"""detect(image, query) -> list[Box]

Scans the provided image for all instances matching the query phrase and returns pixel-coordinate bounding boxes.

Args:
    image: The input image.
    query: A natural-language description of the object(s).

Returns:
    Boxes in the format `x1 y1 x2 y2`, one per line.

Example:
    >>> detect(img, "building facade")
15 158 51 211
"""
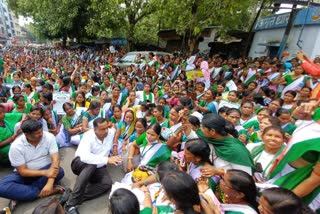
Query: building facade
0 0 26 45
249 7 320 60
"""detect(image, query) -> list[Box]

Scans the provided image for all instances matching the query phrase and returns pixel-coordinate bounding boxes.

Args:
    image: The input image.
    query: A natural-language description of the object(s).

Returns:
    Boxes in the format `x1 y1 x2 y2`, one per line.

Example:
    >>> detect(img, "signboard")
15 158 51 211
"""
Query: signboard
255 7 320 31
186 70 204 80
255 13 290 31
53 92 70 114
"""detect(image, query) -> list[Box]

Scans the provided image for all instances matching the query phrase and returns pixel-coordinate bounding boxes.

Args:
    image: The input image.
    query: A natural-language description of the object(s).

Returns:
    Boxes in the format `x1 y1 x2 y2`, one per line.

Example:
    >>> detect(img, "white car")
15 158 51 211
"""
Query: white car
112 51 171 69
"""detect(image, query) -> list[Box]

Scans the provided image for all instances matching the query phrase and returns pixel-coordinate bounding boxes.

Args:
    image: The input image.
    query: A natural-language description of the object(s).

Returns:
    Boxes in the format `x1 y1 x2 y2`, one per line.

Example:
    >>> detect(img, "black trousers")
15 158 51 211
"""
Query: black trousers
67 157 112 206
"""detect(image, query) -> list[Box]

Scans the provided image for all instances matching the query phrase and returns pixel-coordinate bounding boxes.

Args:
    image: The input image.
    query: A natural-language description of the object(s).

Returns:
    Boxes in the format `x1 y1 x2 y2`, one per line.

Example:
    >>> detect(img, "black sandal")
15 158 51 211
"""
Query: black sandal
59 188 72 206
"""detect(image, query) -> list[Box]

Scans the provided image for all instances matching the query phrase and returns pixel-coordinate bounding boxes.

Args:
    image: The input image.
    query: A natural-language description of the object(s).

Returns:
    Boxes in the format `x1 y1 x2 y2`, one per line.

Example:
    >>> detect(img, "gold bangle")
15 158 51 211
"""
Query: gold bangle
128 157 133 159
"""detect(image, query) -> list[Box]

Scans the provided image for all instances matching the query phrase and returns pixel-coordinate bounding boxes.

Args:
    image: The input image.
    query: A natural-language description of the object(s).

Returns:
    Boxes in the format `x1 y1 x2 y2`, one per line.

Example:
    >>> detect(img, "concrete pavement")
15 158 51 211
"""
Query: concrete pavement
0 147 126 214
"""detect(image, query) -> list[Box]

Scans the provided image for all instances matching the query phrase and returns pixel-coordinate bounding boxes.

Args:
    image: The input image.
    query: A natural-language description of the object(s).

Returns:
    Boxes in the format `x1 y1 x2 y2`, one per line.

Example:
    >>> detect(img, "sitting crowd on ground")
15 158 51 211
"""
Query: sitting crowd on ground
0 46 319 214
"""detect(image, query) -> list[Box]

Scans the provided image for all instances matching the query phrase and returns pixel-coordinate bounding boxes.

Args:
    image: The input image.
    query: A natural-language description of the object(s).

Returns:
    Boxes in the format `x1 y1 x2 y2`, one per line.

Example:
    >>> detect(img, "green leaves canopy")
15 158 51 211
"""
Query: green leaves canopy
7 0 266 49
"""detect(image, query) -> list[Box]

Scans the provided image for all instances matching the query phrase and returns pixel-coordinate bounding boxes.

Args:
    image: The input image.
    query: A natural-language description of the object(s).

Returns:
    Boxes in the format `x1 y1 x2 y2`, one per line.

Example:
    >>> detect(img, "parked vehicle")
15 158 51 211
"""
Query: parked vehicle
113 51 171 68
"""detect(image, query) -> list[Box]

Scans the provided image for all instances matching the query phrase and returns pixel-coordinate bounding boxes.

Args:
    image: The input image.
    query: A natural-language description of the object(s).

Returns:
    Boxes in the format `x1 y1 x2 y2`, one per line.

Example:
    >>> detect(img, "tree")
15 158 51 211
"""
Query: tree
88 0 159 50
159 0 258 54
7 0 93 47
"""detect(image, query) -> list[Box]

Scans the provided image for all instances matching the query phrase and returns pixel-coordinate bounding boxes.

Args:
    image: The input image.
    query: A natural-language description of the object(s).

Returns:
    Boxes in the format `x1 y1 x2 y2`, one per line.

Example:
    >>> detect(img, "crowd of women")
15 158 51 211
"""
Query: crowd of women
0 46 320 214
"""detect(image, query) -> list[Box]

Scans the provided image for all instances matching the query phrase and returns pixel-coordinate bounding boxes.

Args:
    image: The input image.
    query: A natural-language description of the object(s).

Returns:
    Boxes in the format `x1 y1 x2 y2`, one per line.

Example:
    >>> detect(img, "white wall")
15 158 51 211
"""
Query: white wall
249 25 320 60
198 29 216 54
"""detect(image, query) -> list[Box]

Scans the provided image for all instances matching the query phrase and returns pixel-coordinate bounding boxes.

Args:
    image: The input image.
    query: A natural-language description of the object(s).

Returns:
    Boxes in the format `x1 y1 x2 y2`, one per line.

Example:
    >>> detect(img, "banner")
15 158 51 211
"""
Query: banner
186 70 204 80
53 92 70 114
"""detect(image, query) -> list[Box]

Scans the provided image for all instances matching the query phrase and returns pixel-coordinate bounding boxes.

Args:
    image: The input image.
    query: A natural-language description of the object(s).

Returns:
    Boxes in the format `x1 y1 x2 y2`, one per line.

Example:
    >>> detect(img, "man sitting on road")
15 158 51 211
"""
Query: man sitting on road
64 117 122 214
0 119 65 210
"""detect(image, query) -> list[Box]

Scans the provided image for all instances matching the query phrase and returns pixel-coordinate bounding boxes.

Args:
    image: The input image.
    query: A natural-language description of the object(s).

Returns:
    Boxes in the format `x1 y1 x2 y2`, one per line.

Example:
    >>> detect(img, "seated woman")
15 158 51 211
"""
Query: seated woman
82 100 102 132
275 108 297 137
86 85 100 101
110 188 152 214
60 102 83 147
156 81 171 100
267 101 320 211
121 118 148 171
98 90 109 107
194 88 218 114
268 98 283 116
73 91 90 108
113 108 136 156
259 187 314 214
42 106 60 136
188 115 201 132
179 138 220 190
0 104 23 164
247 126 285 182
218 90 240 110
162 171 202 214
248 116 281 144
161 170 222 214
122 90 140 112
282 90 297 110
295 86 312 101
109 105 123 127
274 63 310 98
11 94 32 114
149 105 169 128
122 123 171 183
14 106 49 136
243 107 272 132
225 108 248 144
217 170 258 213
38 92 54 109
166 105 184 134
239 101 254 127
157 97 170 119
188 113 255 176
128 118 147 144
7 85 23 103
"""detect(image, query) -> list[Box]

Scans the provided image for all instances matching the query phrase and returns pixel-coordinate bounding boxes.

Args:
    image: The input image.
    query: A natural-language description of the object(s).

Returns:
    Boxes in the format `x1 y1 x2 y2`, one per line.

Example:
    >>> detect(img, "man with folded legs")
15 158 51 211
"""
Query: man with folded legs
65 117 122 214
0 119 65 210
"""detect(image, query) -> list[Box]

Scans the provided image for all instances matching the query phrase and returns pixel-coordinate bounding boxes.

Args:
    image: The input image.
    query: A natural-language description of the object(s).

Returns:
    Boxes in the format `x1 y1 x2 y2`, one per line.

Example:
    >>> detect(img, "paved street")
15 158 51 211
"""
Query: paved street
0 147 126 214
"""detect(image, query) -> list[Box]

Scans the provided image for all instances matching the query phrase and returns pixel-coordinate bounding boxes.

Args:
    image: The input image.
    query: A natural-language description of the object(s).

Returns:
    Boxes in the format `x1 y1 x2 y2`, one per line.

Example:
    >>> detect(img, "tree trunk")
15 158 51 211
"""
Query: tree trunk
188 0 200 55
127 13 136 51
62 34 67 48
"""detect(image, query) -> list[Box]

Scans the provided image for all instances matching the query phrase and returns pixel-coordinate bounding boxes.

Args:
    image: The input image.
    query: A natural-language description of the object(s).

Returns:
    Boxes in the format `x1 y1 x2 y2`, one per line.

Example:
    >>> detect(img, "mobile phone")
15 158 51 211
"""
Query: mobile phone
255 162 263 173
104 98 112 103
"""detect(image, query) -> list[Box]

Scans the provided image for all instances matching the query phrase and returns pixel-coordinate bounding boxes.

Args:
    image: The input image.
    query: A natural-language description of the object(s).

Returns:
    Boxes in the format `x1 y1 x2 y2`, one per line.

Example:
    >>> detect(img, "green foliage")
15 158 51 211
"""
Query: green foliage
7 0 262 49
7 0 93 43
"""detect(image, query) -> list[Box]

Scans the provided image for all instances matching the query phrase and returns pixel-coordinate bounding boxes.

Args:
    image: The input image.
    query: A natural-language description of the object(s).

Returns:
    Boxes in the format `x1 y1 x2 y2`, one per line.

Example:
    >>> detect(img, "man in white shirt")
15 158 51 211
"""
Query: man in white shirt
65 118 122 214
0 119 64 206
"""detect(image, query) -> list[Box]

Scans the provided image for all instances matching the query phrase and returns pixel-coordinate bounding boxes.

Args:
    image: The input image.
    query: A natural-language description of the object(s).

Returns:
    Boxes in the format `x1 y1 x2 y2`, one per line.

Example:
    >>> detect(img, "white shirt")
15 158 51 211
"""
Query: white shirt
136 91 155 103
9 131 58 169
247 143 274 170
75 128 116 168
